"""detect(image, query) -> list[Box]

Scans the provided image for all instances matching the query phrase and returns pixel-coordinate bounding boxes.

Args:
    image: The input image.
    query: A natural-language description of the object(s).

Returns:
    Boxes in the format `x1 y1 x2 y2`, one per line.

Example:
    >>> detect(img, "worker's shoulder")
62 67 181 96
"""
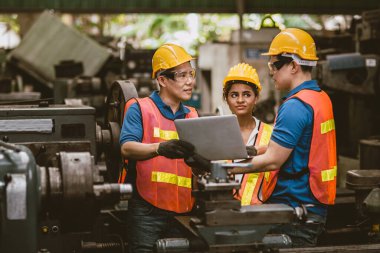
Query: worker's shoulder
282 97 312 112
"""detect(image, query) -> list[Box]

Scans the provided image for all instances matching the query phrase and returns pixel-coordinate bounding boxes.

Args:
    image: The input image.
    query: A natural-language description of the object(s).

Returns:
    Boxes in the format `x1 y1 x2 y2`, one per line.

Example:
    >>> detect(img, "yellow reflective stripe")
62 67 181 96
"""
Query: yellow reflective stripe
321 166 337 182
241 173 259 206
151 171 191 188
258 124 273 146
153 127 179 140
264 171 270 182
320 119 335 134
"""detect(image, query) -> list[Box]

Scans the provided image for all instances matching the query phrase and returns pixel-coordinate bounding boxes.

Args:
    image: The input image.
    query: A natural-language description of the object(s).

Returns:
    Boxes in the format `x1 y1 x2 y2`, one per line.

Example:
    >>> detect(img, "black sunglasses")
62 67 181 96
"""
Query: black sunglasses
268 58 294 72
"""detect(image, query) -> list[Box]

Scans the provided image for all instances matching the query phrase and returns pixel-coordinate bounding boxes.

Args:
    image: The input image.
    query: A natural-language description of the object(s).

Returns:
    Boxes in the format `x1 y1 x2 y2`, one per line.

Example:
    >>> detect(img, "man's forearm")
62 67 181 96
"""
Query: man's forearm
229 140 293 174
121 141 159 160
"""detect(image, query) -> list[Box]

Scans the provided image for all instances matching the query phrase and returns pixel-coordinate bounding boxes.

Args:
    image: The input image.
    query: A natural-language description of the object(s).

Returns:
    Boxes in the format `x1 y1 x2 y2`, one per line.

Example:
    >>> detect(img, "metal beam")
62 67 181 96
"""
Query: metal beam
0 0 379 14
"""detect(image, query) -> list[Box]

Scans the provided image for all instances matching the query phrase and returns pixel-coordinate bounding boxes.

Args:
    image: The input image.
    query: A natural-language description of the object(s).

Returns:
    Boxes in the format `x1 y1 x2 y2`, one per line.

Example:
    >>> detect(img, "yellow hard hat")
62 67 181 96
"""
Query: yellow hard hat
223 63 262 92
152 43 194 78
262 28 318 61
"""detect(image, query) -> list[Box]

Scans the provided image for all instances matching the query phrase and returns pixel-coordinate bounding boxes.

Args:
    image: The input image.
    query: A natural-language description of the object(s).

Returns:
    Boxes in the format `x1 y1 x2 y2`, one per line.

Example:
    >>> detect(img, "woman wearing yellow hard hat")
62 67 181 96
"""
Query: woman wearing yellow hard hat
223 62 273 206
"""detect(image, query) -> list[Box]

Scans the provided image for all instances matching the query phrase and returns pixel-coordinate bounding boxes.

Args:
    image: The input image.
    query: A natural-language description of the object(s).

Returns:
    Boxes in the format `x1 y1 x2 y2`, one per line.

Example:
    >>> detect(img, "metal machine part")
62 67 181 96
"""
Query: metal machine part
0 103 97 165
346 170 380 218
96 80 138 182
0 141 132 253
0 141 39 253
317 54 380 95
360 137 380 170
54 76 104 110
169 162 295 252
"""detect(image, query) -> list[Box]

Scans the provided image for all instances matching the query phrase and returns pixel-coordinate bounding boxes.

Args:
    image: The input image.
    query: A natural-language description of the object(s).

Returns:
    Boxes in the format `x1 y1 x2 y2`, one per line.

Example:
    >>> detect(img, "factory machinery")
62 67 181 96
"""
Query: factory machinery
1 9 380 253
0 79 380 253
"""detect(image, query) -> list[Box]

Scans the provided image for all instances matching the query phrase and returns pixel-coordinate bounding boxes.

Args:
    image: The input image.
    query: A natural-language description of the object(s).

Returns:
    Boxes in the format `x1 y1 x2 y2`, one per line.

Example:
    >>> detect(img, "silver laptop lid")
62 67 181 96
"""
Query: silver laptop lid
174 115 248 160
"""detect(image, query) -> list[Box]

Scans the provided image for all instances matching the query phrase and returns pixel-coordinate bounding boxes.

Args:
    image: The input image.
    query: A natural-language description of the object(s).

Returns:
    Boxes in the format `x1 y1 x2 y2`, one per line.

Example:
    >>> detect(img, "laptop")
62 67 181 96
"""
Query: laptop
174 115 248 161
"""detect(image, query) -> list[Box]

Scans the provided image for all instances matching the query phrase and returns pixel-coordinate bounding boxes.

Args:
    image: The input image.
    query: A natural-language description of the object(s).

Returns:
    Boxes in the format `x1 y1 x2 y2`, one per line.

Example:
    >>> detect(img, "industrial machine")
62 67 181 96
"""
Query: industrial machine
157 162 294 252
1 78 380 252
0 141 132 253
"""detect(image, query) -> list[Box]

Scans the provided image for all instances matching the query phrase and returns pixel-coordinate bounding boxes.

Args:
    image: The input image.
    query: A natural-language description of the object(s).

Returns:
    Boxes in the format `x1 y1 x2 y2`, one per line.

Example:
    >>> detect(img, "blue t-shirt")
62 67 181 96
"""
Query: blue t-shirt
119 90 190 145
268 80 327 217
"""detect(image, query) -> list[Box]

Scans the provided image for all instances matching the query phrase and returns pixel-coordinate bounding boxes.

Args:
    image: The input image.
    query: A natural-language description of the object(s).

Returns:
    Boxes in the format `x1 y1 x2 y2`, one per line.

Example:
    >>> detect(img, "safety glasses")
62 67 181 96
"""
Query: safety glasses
161 69 196 82
267 60 292 73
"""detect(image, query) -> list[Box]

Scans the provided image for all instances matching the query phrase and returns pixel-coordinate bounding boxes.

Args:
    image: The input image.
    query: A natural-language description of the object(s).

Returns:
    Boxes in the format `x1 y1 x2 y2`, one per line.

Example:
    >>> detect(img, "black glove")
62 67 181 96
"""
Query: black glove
157 140 195 159
185 153 211 175
246 145 258 157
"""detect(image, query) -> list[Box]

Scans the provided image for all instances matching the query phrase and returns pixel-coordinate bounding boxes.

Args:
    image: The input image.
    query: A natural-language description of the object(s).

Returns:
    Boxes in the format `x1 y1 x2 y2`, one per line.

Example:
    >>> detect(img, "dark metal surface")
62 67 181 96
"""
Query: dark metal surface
203 204 294 226
0 104 97 158
318 54 380 95
0 141 39 253
346 170 380 190
60 152 93 205
360 137 380 170
100 80 138 182
105 80 138 127
0 0 379 14
279 243 380 252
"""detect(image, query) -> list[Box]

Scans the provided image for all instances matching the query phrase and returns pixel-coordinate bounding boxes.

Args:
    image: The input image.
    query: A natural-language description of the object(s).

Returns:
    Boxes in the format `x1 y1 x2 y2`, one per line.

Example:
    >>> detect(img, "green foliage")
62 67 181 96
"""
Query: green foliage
0 14 20 33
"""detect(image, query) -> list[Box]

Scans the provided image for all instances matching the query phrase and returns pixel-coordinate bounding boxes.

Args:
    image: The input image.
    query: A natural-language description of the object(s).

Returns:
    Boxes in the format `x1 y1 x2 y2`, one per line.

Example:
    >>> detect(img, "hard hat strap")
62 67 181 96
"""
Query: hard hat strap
281 53 317 67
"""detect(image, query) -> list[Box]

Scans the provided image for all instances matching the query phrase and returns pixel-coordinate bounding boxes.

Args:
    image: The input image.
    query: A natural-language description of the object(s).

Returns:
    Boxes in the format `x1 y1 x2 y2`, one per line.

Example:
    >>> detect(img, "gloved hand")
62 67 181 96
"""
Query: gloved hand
246 145 258 157
157 140 195 159
185 153 211 175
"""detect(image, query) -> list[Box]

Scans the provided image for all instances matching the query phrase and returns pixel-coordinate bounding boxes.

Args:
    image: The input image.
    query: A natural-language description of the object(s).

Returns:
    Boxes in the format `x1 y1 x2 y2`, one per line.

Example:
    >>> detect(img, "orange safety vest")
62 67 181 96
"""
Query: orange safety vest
261 89 337 205
234 122 273 206
118 98 139 184
120 97 198 213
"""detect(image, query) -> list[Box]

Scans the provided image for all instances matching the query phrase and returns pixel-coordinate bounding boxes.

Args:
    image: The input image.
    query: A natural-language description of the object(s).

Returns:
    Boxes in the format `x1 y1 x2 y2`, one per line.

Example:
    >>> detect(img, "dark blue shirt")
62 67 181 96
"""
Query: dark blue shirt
119 91 190 145
268 80 327 217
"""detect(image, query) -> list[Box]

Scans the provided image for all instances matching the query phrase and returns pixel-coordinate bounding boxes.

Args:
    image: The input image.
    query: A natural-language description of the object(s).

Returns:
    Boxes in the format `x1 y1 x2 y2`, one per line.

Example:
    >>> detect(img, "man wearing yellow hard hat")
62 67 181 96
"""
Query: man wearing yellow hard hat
230 28 337 247
120 44 200 252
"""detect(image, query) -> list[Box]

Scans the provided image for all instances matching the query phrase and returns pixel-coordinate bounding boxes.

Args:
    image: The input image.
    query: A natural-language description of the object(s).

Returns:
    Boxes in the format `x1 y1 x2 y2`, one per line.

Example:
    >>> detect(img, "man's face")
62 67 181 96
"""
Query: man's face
268 56 293 91
159 62 195 102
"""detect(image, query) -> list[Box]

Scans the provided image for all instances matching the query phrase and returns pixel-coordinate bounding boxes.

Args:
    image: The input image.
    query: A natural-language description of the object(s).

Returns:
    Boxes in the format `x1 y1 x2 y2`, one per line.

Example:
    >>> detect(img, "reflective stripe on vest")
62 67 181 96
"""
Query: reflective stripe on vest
153 127 179 140
238 122 273 206
151 171 192 188
135 97 198 213
321 166 337 182
261 89 337 205
240 173 260 205
321 119 335 134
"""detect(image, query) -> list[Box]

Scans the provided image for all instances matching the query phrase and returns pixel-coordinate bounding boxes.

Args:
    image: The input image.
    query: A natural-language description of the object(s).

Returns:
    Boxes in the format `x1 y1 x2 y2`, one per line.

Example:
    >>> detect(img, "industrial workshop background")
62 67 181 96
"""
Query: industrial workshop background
0 1 380 253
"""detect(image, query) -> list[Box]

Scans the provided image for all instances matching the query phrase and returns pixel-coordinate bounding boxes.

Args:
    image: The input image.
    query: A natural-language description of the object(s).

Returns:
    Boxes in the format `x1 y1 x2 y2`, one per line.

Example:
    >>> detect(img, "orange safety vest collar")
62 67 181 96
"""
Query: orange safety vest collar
261 89 337 205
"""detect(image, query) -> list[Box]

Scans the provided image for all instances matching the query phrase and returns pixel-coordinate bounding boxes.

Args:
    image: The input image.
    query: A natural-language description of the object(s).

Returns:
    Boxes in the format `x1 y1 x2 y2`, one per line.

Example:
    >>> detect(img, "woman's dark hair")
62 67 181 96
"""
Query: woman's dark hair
223 80 259 100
